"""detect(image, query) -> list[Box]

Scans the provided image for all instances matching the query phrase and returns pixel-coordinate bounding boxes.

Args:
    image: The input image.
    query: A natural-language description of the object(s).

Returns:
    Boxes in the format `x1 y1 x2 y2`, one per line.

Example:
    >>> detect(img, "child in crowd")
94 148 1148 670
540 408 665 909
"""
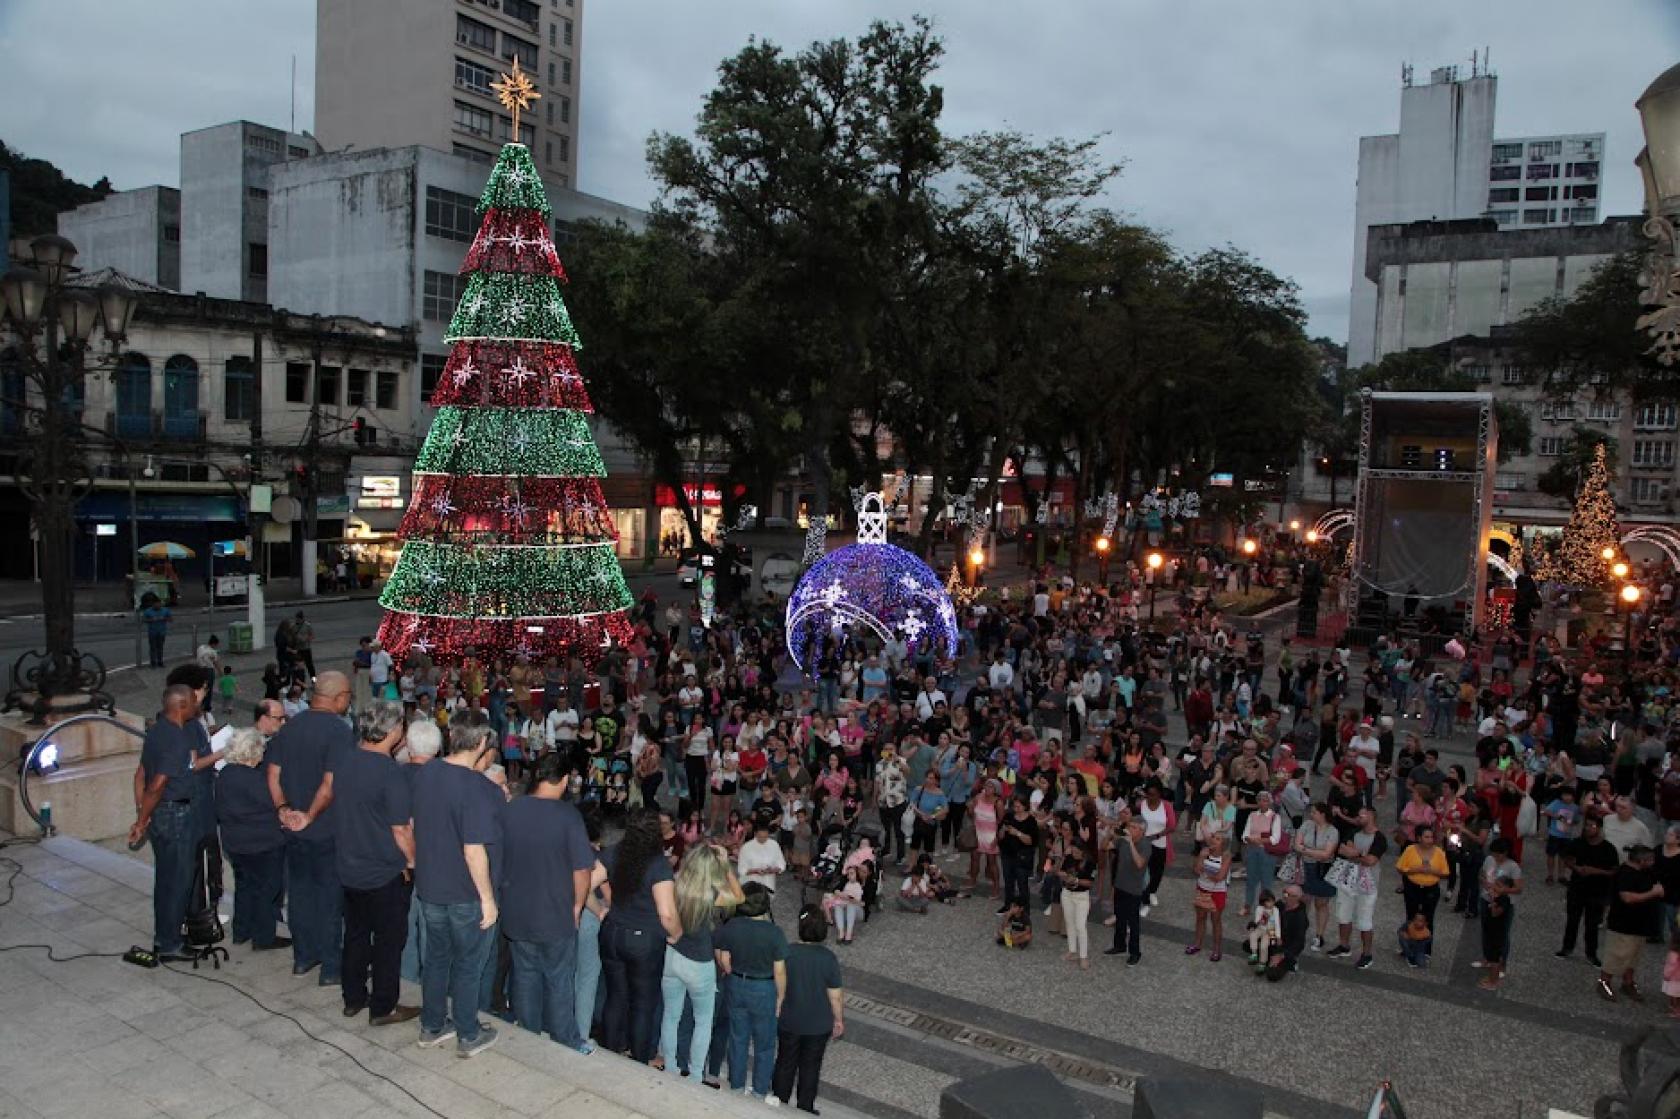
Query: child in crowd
789 808 814 879
1398 911 1433 968
997 902 1032 949
217 666 237 718
1245 890 1281 971
1542 786 1581 885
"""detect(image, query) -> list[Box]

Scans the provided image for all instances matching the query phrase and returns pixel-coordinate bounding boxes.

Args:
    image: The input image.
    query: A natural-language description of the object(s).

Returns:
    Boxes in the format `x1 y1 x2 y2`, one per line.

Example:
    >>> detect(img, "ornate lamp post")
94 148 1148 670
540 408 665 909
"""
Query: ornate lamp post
1 235 139 720
1636 63 1680 364
1145 550 1163 623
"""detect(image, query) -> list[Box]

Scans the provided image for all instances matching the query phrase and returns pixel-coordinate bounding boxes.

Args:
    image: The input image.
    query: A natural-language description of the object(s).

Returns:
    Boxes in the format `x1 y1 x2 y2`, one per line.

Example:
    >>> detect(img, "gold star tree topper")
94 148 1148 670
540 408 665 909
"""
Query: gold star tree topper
490 59 541 138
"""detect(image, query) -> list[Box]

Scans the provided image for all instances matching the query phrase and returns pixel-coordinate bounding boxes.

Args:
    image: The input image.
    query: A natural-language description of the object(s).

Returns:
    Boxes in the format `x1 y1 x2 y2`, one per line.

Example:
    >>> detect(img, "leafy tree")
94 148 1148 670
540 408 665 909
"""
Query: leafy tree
0 141 113 236
1515 251 1669 399
1536 425 1617 500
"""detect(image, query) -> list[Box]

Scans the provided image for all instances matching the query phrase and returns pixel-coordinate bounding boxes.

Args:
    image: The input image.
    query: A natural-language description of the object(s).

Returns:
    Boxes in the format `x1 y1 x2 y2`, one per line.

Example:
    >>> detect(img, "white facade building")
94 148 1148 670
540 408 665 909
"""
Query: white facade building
179 122 320 304
55 187 181 291
1349 65 1605 368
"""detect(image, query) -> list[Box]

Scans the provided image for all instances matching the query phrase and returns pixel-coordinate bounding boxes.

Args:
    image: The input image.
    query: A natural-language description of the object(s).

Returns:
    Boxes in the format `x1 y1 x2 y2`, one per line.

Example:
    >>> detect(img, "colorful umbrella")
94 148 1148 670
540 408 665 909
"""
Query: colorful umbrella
137 541 196 559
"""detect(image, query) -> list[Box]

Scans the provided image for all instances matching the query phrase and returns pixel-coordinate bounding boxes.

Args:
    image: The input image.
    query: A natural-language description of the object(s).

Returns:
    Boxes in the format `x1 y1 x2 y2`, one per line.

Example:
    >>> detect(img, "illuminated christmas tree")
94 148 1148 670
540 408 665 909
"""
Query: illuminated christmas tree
1544 441 1621 586
376 107 632 664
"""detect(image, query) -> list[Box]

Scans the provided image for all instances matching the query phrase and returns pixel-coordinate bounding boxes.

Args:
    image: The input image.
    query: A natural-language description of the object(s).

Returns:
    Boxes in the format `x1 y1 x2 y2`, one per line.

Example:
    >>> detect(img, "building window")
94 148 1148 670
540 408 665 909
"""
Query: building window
1491 142 1524 163
1526 163 1557 181
162 355 200 439
1525 186 1556 202
425 186 478 243
1637 402 1678 430
246 186 268 201
455 57 495 96
1485 208 1517 224
563 18 573 45
1522 208 1555 224
457 14 496 53
376 370 398 410
1490 165 1520 181
347 368 368 407
163 223 180 243
1487 188 1519 204
1567 161 1600 179
1494 472 1525 491
288 144 311 159
1538 436 1565 456
548 61 556 85
423 270 467 321
454 101 493 138
1633 440 1676 468
1540 401 1578 422
421 354 447 404
316 365 341 408
559 135 570 163
1586 401 1621 423
549 21 556 46
247 243 267 278
546 101 554 126
223 357 254 422
452 143 493 165
553 219 578 249
505 0 541 29
247 134 281 156
561 57 572 84
501 34 538 70
1529 140 1563 159
560 96 571 124
1568 184 1599 201
1466 363 1491 383
1500 365 1527 385
285 361 309 403
1633 477 1669 504
497 116 536 146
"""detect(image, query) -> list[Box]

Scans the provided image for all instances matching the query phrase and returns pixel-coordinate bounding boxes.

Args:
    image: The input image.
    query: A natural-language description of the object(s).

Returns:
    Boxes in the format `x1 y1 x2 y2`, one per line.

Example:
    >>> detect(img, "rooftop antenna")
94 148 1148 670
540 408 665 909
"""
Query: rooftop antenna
1485 46 1491 77
1402 62 1414 88
1471 49 1479 78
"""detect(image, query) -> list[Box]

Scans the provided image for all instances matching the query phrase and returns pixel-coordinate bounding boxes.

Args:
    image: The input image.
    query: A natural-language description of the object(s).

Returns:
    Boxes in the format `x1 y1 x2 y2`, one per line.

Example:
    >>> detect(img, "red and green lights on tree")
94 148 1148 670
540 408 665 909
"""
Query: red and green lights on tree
376 143 634 665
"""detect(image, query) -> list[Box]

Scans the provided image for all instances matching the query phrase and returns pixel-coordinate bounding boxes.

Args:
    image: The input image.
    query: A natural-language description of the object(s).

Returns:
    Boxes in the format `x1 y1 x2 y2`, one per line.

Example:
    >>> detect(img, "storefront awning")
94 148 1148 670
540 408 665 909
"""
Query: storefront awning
76 492 243 523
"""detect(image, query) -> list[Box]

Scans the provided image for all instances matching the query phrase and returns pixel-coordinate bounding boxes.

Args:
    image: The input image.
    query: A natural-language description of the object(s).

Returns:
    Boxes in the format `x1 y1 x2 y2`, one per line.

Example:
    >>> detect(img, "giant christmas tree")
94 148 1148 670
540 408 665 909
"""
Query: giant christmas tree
1540 441 1621 586
376 95 633 665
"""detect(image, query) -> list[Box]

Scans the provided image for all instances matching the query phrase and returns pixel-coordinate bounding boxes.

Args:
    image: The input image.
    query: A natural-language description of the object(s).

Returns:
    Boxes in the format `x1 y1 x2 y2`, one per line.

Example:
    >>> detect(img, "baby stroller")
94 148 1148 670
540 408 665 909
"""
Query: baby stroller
804 825 882 921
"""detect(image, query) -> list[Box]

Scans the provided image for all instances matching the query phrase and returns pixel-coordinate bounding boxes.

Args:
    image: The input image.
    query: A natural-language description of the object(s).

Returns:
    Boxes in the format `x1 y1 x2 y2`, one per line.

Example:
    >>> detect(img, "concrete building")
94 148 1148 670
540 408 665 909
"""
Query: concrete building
265 143 658 555
55 187 181 291
1362 215 1641 364
0 275 418 584
315 0 583 187
1349 64 1605 368
179 122 319 303
0 169 10 274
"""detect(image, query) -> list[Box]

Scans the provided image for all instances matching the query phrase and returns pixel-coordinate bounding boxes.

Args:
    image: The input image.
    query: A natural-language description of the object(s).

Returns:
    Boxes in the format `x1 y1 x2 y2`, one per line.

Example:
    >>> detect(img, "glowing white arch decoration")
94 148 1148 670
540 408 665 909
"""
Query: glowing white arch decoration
1313 509 1355 538
1486 553 1518 586
1622 525 1680 570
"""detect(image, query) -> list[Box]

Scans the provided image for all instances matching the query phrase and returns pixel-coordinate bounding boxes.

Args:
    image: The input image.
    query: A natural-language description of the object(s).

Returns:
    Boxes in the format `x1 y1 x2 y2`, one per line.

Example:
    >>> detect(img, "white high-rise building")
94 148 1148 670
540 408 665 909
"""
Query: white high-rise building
1348 64 1604 368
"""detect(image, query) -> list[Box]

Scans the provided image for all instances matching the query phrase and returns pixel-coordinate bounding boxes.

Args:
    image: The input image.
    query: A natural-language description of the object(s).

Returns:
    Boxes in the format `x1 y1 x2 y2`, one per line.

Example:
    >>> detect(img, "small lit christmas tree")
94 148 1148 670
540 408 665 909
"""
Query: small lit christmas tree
375 68 632 664
1544 442 1621 586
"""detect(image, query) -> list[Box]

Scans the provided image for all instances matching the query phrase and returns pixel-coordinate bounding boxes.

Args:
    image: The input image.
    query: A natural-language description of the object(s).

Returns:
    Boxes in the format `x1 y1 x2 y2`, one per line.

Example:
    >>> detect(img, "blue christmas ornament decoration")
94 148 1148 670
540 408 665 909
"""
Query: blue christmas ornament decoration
785 494 958 672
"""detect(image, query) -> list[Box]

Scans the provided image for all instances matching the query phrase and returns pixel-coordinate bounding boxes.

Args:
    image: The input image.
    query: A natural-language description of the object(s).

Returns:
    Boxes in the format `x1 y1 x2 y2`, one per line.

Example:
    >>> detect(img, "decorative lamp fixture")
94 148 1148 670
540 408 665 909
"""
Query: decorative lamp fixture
1146 551 1163 570
1095 536 1111 554
1241 538 1258 556
0 267 47 328
785 492 957 673
967 545 985 567
1602 546 1617 562
1622 583 1643 605
27 234 77 286
57 290 100 343
95 283 139 341
1305 529 1319 544
1612 561 1630 580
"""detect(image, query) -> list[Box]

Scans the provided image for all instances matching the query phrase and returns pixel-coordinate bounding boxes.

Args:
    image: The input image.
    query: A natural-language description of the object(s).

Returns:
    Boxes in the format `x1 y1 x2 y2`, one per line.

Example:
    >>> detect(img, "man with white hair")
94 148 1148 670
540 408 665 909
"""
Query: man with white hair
334 701 419 1026
401 719 443 985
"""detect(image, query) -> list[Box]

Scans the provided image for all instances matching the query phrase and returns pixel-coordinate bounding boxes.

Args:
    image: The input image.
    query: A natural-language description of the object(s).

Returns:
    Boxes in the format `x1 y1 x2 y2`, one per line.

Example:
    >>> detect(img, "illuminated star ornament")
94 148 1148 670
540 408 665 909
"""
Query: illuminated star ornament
452 359 479 387
489 59 541 138
786 491 957 673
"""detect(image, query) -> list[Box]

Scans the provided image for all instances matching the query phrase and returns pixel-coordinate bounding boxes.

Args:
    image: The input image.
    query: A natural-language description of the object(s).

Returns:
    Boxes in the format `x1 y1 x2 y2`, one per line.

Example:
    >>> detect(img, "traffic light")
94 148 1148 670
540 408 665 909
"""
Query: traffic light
352 417 374 446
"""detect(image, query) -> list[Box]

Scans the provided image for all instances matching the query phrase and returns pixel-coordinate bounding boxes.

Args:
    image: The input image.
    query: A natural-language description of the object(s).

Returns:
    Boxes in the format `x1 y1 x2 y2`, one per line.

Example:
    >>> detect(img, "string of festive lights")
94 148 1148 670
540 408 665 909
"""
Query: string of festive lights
444 271 583 347
475 144 552 216
785 538 957 673
462 210 568 278
429 340 593 411
400 476 616 543
413 407 604 476
378 138 632 666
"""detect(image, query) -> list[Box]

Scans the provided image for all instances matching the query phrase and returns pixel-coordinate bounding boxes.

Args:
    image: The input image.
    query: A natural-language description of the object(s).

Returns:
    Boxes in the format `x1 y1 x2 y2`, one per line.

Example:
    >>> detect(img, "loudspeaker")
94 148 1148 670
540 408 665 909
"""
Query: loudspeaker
1133 1077 1262 1119
940 1065 1086 1119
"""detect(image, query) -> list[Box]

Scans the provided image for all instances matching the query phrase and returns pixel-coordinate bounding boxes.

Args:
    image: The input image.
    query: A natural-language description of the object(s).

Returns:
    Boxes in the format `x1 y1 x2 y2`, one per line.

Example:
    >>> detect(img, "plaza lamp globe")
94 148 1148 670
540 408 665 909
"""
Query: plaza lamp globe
1623 584 1643 605
785 493 957 673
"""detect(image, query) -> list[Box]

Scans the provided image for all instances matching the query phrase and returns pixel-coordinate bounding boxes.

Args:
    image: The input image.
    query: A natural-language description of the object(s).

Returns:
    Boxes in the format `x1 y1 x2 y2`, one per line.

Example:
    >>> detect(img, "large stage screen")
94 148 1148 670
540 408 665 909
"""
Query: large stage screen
1354 477 1479 601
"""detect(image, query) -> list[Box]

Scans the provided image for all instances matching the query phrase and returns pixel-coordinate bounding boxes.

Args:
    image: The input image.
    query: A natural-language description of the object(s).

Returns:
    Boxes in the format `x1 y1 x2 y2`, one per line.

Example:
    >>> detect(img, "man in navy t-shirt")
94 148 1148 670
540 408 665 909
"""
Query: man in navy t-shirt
129 685 209 958
264 672 354 983
411 711 504 1056
499 750 598 1051
333 700 417 1025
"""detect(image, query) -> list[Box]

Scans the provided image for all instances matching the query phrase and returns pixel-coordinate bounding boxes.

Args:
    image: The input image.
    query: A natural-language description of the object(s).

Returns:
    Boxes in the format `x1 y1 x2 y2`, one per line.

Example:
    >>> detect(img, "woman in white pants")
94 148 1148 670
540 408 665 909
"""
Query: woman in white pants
1059 843 1097 969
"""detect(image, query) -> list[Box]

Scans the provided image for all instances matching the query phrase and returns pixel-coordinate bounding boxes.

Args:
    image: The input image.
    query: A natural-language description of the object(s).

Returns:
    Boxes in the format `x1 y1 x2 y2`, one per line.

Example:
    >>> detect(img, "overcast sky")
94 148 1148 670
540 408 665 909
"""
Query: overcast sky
2 1 1676 341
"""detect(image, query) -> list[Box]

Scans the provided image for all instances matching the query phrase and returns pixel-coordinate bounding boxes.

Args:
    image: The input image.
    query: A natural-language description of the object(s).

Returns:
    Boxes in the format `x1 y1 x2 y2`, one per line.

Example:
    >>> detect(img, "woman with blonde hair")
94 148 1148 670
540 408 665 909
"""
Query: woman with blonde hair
657 840 744 1075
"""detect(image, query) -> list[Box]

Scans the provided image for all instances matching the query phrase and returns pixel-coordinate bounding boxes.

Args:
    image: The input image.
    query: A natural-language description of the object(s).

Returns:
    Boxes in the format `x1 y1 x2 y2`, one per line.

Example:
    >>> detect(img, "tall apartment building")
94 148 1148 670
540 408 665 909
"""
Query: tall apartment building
1349 64 1605 367
180 122 320 303
315 0 582 186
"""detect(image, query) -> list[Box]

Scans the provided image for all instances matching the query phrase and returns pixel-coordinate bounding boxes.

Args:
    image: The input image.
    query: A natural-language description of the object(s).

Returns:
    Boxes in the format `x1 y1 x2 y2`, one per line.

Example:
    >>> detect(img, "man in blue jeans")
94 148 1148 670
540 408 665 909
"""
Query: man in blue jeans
714 884 786 1102
265 672 355 985
499 750 598 1052
411 713 503 1057
129 685 210 959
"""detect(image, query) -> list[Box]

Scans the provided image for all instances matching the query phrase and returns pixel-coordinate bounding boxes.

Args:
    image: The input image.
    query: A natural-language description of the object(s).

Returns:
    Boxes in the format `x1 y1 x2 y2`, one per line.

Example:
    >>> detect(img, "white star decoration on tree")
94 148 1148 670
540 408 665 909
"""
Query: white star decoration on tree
452 359 479 387
430 493 457 519
501 495 531 524
500 293 530 328
819 581 847 608
459 291 484 320
546 294 565 321
900 611 926 643
504 165 533 188
505 231 531 253
507 356 536 386
410 636 432 654
508 426 531 452
403 615 422 637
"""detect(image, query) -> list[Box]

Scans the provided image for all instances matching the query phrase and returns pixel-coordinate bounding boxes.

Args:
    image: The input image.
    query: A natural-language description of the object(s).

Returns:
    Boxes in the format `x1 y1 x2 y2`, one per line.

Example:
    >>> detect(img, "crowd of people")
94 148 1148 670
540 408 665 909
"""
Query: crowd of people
128 557 1680 1118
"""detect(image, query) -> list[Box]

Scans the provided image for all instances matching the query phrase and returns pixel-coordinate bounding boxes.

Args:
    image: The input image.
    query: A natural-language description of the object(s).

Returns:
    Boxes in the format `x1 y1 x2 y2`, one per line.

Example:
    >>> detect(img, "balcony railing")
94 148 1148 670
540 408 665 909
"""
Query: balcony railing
105 410 208 442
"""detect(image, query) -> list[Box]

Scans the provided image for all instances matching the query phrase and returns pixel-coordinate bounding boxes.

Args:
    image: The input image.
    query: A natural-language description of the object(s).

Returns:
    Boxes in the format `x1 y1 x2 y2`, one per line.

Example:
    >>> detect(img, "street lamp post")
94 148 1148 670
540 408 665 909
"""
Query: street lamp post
1 235 139 720
1146 550 1163 624
1620 582 1642 690
1094 535 1111 586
